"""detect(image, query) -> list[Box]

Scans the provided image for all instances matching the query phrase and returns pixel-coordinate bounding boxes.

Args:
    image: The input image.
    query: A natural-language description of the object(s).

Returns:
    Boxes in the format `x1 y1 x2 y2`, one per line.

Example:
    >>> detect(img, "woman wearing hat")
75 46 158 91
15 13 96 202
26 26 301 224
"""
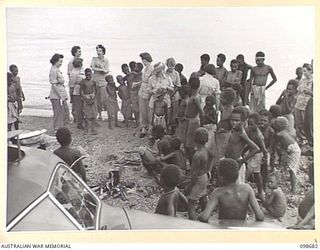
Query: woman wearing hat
90 44 109 120
138 52 154 136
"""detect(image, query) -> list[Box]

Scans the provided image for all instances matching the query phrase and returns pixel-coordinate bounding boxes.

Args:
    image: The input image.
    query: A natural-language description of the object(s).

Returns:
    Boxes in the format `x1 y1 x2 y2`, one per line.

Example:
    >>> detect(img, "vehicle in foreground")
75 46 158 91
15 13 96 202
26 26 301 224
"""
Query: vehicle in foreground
7 139 283 231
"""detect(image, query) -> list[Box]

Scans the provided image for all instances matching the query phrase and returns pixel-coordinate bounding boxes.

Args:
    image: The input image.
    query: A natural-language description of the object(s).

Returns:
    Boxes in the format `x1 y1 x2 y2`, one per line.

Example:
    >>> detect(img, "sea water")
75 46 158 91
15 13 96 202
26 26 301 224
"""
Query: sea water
6 7 314 117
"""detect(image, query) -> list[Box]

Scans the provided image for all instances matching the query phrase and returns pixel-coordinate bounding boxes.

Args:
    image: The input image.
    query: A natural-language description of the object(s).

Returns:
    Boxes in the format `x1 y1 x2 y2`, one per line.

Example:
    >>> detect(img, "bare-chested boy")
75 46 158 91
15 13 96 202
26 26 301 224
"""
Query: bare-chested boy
274 116 301 193
153 88 168 129
225 107 259 184
214 53 228 88
155 164 187 217
184 128 213 220
158 137 186 172
246 112 268 198
223 59 242 89
261 172 287 220
117 75 131 127
80 68 98 135
184 76 204 164
199 158 264 222
259 110 276 179
236 54 252 105
248 51 277 112
197 54 210 77
213 88 236 166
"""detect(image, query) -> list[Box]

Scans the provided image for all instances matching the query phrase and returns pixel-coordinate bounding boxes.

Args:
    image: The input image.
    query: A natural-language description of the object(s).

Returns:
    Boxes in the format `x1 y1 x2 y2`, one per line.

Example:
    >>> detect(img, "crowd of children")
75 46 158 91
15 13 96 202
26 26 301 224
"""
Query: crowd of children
7 47 314 228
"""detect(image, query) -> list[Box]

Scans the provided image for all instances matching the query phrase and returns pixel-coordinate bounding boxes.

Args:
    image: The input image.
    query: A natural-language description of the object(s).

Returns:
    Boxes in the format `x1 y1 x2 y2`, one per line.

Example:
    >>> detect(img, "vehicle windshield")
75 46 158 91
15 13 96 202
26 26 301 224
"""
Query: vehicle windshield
48 165 99 230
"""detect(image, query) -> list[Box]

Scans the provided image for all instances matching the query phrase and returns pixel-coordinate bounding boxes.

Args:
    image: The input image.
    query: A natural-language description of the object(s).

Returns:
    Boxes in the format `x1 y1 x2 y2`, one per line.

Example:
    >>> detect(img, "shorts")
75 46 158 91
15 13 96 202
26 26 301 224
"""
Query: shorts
247 152 263 174
236 158 246 184
188 174 208 201
282 142 301 174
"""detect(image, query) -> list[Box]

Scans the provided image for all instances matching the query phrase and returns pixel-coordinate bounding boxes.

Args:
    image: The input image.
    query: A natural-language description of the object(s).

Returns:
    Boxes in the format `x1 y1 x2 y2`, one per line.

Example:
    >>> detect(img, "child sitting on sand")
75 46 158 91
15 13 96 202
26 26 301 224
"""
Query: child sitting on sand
80 68 98 135
158 137 186 173
105 75 120 129
274 116 301 193
117 75 131 127
199 158 264 222
54 127 87 182
153 88 169 130
140 125 172 177
184 128 213 220
155 164 188 217
261 172 287 220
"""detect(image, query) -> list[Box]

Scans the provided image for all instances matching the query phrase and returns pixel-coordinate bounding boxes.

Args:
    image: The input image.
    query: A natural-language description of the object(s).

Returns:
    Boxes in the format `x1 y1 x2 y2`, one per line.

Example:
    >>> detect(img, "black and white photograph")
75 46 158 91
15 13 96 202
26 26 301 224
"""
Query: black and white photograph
6 6 315 232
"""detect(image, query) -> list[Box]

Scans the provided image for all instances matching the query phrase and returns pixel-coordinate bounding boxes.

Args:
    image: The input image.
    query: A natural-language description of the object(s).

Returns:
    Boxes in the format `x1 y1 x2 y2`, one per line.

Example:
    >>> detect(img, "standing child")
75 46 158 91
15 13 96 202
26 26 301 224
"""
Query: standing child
223 59 242 89
130 62 143 127
175 63 188 86
261 172 287 220
80 68 98 135
153 88 169 130
53 127 87 182
200 95 217 151
236 54 252 106
213 88 236 166
248 51 277 113
295 67 303 84
199 158 264 222
276 79 298 137
184 128 213 220
117 75 131 127
7 72 19 131
184 77 203 165
176 84 189 147
231 83 243 107
9 65 25 115
214 53 228 88
224 107 259 184
259 110 276 182
197 54 210 77
246 112 268 198
165 58 181 134
70 58 85 129
155 164 188 217
274 117 301 193
105 75 120 129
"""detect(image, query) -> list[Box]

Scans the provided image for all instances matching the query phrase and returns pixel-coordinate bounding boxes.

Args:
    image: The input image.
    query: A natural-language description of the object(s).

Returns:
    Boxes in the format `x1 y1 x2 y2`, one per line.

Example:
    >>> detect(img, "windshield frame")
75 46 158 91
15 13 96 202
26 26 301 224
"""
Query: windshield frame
6 163 101 231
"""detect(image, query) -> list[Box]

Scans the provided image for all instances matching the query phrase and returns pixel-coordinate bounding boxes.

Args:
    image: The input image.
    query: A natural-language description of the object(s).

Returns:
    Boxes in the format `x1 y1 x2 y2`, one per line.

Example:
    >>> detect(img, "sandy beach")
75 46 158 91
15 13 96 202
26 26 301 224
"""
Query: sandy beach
17 114 313 228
